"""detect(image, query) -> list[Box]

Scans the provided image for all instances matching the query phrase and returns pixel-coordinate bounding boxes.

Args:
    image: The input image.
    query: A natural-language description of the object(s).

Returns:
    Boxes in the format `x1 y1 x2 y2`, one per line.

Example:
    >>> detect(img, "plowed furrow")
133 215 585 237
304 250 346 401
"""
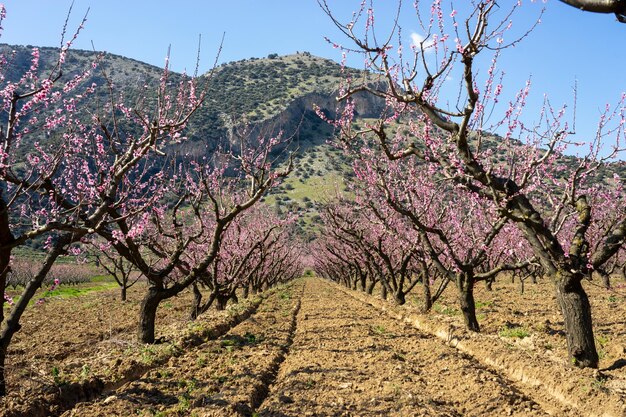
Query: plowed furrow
258 278 563 417
63 282 303 417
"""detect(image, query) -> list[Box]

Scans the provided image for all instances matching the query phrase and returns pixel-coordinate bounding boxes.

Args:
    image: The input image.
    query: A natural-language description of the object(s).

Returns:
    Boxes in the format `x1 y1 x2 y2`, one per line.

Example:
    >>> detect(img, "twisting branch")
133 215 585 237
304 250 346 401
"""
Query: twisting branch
558 0 626 22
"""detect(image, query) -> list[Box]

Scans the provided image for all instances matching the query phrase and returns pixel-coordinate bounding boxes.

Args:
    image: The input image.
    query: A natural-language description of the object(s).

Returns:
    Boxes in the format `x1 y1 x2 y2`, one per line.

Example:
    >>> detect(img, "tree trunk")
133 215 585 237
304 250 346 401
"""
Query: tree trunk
229 292 238 305
189 283 202 321
120 285 127 302
242 285 250 299
0 250 9 331
215 292 229 311
458 275 479 332
138 287 164 343
358 275 366 292
422 276 432 312
0 235 71 396
380 283 388 300
0 193 15 329
393 290 406 305
0 345 6 396
366 280 376 295
555 271 599 368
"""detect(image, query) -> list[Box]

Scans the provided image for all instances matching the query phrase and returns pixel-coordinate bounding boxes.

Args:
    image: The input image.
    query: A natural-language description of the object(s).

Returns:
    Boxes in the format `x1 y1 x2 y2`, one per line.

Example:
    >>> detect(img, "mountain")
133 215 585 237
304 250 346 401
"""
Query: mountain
0 44 386 236
2 44 624 239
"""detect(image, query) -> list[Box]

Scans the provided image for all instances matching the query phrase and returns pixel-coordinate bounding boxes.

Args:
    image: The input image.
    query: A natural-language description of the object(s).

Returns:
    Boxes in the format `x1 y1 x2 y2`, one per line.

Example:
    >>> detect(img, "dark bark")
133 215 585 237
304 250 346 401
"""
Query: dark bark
421 276 433 313
0 234 71 395
393 290 406 305
359 274 367 292
242 285 250 299
366 280 376 295
0 349 5 397
555 271 599 368
393 288 407 306
457 275 479 332
558 0 626 15
229 292 238 305
189 285 218 321
120 285 127 302
0 192 15 328
189 283 202 321
380 283 388 300
215 292 229 311
138 287 165 343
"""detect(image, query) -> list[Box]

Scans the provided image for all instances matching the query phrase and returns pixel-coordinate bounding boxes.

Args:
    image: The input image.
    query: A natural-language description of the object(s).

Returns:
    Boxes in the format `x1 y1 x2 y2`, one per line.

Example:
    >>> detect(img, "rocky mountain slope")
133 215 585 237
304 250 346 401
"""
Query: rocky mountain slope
0 44 384 236
2 44 624 238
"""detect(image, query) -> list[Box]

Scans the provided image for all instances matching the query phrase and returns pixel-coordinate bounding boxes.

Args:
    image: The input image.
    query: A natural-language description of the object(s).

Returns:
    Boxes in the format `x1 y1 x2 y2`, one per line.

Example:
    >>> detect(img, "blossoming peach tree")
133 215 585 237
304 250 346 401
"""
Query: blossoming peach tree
0 5 210 394
320 0 625 368
94 127 292 343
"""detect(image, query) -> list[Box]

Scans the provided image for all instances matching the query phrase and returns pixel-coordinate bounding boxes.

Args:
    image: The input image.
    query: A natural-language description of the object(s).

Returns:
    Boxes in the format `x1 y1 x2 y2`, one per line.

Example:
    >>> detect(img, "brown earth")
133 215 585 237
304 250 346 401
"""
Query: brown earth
62 283 303 417
258 278 559 417
2 284 193 397
406 276 626 395
426 276 626 371
1 276 625 416
0 283 263 416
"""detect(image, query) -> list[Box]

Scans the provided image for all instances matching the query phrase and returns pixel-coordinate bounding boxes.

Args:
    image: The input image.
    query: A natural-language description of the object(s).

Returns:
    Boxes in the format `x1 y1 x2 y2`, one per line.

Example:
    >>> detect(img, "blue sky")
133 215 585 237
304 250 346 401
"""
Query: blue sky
1 1 624 153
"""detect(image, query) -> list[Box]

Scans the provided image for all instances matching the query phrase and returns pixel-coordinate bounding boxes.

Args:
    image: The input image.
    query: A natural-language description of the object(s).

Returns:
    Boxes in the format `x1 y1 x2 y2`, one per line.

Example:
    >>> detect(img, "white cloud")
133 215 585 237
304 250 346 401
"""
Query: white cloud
410 32 435 53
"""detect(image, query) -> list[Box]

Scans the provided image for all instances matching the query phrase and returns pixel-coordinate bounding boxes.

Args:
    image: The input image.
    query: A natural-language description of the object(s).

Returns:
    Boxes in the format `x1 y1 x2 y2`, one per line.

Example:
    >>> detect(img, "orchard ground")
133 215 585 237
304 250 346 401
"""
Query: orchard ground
1 275 626 416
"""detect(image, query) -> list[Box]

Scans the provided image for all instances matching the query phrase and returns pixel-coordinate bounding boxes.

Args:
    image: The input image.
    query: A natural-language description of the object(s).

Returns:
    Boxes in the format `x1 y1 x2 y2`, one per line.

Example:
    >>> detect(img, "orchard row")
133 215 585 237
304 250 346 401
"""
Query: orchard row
0 7 303 397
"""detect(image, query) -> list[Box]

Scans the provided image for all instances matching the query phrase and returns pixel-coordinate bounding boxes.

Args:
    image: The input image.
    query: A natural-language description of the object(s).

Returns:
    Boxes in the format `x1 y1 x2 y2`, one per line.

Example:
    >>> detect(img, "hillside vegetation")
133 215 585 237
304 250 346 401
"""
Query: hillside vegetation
1 43 623 237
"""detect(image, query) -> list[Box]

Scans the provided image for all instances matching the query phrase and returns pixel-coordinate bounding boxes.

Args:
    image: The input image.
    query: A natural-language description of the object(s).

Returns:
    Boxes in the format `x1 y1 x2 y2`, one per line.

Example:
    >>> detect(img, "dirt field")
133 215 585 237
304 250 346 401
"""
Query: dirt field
1 277 625 416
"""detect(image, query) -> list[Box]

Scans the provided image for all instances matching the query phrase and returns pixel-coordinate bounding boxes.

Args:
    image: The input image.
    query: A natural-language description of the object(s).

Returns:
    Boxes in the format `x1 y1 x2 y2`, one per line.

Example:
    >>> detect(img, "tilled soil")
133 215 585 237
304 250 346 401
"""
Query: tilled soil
0 284 263 417
62 283 303 417
258 279 562 417
61 279 577 416
2 284 193 398
3 277 623 416
402 276 626 401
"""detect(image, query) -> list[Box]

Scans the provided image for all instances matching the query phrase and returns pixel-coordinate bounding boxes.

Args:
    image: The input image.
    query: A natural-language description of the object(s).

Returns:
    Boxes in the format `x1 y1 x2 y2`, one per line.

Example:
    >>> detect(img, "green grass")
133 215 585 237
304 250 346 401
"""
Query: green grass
371 325 387 335
433 303 460 316
90 274 117 283
265 172 346 205
596 334 610 360
42 282 118 300
499 326 530 339
220 332 264 349
4 281 119 309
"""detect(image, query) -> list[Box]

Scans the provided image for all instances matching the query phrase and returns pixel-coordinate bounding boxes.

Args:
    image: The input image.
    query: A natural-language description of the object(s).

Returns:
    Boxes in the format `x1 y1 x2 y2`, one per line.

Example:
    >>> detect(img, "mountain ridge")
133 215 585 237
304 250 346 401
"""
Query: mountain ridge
1 43 624 237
